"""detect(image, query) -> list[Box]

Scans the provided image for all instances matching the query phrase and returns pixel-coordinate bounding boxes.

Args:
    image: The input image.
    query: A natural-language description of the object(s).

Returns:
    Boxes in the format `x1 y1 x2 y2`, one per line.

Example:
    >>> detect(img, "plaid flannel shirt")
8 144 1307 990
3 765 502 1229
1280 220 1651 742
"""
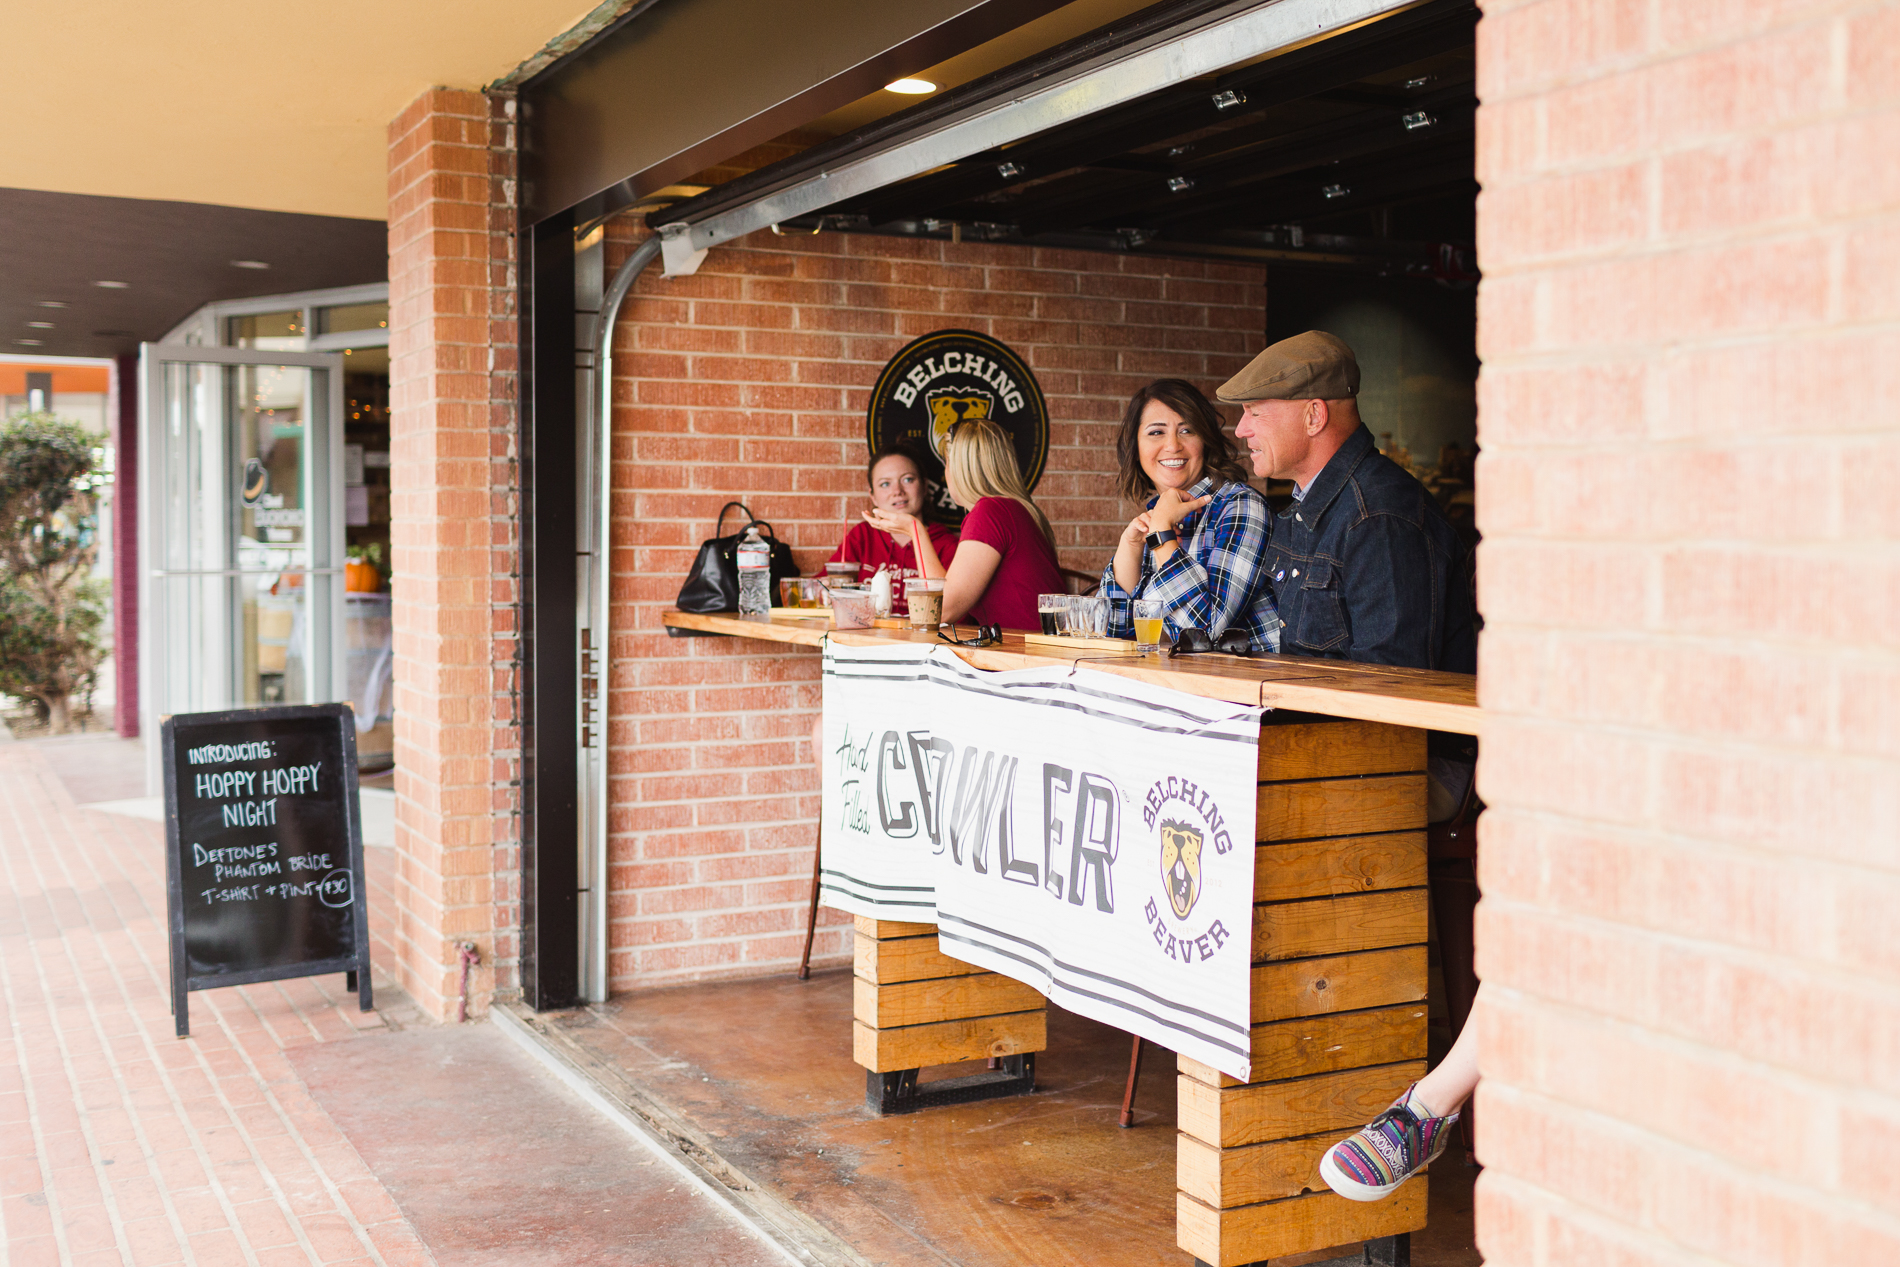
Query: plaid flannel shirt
1097 477 1281 652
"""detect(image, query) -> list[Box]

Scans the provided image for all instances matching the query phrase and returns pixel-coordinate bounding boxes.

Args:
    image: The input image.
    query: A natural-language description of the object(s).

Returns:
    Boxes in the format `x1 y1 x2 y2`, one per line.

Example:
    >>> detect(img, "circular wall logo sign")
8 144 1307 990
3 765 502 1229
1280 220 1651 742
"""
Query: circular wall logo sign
865 329 1049 526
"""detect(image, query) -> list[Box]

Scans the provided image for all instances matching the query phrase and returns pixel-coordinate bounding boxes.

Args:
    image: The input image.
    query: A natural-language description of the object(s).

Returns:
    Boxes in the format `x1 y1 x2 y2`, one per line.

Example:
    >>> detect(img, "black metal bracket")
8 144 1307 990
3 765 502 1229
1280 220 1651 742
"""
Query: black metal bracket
664 623 724 637
866 1053 1036 1113
1193 1232 1409 1267
1365 1234 1411 1267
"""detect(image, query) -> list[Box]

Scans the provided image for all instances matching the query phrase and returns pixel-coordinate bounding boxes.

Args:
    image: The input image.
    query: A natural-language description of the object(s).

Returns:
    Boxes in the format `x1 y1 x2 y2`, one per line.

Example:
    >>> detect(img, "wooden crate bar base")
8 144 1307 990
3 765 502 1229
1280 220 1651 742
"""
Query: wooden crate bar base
1178 718 1432 1265
1178 1187 1426 1267
852 916 1047 1113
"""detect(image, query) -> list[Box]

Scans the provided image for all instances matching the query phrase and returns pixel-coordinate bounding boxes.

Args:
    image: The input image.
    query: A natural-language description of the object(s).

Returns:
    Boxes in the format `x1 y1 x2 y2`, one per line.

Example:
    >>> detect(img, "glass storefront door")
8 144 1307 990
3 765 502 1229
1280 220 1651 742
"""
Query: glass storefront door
138 345 344 787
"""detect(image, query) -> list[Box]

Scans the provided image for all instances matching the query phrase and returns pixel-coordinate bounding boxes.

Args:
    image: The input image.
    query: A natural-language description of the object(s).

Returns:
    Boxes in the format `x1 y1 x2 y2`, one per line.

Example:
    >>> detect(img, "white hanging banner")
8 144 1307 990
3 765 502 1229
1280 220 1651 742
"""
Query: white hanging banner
820 641 946 922
820 640 1263 1080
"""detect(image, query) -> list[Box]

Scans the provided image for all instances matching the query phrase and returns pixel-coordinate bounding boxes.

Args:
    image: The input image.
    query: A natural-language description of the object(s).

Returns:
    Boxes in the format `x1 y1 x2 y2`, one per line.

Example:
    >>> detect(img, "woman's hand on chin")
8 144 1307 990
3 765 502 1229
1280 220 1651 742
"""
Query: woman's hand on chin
862 507 917 541
1147 486 1212 534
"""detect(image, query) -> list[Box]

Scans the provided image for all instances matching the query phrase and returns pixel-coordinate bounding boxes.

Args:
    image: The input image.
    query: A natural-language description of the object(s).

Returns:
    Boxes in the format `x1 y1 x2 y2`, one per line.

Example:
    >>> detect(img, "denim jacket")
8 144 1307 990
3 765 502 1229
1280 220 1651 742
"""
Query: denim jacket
1265 425 1476 673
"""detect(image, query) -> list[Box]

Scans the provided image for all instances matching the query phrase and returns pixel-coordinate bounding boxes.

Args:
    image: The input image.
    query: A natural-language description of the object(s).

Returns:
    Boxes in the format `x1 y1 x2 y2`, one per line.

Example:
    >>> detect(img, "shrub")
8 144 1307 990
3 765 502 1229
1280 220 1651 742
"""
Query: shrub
0 412 106 733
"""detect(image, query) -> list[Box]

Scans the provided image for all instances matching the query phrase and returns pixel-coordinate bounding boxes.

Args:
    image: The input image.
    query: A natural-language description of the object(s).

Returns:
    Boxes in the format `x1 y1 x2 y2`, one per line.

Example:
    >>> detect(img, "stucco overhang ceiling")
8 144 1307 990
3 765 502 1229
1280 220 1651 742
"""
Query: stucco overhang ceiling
0 0 630 360
3 0 610 220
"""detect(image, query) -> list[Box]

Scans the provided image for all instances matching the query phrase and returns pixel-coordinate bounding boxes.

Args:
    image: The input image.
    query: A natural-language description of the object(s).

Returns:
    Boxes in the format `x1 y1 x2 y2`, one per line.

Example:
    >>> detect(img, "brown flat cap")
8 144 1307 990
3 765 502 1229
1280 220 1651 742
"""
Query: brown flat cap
1216 330 1360 403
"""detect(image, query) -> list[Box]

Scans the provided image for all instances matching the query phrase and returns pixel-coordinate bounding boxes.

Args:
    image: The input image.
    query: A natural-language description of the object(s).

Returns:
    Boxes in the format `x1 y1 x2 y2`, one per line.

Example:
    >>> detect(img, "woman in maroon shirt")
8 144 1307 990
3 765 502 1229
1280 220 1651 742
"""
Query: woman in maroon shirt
866 419 1062 630
827 446 958 615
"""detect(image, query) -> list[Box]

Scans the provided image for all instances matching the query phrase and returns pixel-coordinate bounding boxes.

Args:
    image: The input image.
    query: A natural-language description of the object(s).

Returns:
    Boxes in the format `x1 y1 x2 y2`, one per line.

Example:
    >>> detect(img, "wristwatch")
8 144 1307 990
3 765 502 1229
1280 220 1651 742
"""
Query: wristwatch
1145 528 1178 550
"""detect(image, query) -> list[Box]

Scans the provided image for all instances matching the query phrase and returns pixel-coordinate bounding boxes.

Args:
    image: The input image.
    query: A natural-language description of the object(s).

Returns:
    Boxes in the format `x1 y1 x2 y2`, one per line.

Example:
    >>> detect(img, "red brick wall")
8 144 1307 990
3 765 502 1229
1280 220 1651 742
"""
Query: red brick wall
386 89 522 1019
603 225 1265 989
1474 1 1900 1262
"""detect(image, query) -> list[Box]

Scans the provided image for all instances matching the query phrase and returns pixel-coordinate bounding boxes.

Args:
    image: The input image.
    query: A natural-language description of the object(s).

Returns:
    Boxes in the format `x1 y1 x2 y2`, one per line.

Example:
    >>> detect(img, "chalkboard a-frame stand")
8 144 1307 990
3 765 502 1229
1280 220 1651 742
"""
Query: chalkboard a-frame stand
162 702 372 1038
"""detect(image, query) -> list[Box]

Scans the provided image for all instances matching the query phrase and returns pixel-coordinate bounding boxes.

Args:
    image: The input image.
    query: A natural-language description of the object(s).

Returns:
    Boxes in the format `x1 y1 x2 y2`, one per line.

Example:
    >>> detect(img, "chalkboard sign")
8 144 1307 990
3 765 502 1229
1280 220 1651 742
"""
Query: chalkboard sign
161 702 371 1037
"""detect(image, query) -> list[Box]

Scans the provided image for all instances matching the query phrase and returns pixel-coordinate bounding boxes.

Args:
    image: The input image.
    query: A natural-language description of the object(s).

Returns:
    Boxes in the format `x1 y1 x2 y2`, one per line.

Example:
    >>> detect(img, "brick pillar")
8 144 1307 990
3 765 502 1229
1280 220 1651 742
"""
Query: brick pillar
386 89 522 1020
1475 1 1900 1263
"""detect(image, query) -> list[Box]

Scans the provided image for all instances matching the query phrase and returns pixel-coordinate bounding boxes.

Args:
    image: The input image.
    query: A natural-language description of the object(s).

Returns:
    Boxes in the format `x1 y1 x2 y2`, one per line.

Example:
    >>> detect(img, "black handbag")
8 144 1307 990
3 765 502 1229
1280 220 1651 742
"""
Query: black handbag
675 501 801 613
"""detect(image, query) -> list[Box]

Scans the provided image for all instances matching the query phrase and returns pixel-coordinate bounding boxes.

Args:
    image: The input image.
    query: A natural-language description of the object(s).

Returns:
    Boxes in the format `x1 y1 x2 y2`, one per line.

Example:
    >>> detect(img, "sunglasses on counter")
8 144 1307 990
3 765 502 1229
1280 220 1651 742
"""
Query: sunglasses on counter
1169 627 1256 657
938 623 1003 647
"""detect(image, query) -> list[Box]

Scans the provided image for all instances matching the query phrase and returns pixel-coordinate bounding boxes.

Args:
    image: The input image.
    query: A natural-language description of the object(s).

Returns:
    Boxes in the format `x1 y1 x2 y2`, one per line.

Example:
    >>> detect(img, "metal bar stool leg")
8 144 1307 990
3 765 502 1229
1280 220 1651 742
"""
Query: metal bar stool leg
798 826 822 979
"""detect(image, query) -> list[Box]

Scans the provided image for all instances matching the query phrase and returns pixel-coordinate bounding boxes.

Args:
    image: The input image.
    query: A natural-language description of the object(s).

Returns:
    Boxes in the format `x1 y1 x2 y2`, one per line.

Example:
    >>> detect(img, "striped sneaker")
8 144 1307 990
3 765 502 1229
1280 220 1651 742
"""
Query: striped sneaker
1319 1085 1458 1202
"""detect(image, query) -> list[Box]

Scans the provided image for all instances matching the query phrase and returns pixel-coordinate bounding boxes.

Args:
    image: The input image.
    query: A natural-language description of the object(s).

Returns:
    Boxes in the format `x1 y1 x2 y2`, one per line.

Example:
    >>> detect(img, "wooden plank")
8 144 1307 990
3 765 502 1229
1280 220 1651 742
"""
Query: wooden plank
1251 889 1429 962
1253 833 1427 903
1250 946 1428 1024
853 915 936 939
1177 1061 1426 1150
852 1012 1047 1072
1257 774 1426 842
659 610 828 646
1177 1185 1428 1267
1178 1004 1429 1089
854 933 986 984
1257 721 1425 781
853 973 1047 1029
1177 1130 1351 1208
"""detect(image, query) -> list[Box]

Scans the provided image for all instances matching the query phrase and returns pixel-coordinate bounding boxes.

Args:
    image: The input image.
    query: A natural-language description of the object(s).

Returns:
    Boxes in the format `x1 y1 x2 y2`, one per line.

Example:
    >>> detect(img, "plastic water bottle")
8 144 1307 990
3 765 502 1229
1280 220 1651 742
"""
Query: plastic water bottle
737 525 771 615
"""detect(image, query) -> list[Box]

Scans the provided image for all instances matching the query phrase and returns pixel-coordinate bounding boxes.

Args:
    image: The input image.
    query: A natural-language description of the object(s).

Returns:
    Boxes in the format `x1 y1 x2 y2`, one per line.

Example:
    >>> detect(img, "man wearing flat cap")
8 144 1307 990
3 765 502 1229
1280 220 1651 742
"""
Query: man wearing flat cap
1223 330 1475 673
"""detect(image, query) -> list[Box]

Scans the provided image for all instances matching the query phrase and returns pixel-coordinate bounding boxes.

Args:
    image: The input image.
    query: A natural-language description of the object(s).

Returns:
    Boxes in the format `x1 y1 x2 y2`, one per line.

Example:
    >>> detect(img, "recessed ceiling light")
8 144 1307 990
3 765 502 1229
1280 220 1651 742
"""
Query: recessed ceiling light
37 300 67 309
885 78 937 94
231 259 270 270
16 338 43 346
26 321 54 329
94 280 129 289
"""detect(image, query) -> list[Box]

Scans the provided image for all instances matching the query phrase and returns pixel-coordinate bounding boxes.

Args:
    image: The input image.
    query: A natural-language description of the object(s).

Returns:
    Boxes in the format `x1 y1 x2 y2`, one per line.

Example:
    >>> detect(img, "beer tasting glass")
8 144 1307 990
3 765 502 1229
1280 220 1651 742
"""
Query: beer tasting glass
1074 595 1109 639
1037 593 1070 636
779 577 825 609
1132 599 1166 655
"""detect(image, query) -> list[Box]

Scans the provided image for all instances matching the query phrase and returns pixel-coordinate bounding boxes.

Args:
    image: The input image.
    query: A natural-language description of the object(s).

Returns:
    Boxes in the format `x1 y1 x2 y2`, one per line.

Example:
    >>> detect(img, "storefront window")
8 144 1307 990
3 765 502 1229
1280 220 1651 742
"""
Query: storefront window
228 310 307 352
317 301 389 336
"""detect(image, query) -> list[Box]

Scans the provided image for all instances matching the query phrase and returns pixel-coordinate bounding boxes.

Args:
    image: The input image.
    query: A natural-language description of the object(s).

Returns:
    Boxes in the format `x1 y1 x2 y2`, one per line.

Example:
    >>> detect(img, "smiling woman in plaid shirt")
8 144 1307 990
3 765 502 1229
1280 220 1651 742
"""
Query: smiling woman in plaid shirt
1096 380 1280 652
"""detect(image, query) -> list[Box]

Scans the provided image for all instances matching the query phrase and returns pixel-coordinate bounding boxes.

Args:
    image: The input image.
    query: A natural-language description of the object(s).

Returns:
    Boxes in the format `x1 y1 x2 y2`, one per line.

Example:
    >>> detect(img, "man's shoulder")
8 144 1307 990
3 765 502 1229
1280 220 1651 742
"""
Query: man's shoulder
1346 450 1440 519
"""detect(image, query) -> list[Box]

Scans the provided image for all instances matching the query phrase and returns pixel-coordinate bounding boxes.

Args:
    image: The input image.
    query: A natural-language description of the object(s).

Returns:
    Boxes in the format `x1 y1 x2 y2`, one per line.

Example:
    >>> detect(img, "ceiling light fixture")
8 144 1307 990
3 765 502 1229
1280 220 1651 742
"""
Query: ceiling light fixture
15 339 43 346
996 161 1025 180
93 280 129 289
1167 176 1196 193
1322 183 1350 199
231 259 270 270
26 321 53 329
1402 111 1437 131
36 300 67 309
885 78 937 94
1211 89 1248 111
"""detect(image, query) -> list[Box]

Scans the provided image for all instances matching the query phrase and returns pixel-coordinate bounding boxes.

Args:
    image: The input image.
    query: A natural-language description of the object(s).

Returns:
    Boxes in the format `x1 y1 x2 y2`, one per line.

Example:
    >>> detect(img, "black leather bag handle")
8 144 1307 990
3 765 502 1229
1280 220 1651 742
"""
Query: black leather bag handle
713 501 753 539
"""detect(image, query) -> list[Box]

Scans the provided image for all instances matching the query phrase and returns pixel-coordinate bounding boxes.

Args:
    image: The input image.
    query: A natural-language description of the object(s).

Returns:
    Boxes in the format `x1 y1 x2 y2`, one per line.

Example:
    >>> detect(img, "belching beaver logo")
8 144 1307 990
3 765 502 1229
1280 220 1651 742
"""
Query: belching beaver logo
1142 776 1236 966
924 387 994 461
866 330 1049 526
1158 818 1203 919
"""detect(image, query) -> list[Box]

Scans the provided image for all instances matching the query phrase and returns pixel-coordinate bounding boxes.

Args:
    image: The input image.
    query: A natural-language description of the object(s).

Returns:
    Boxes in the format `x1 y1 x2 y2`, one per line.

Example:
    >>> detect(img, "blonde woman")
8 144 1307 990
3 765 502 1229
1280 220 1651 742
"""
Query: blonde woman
862 418 1063 629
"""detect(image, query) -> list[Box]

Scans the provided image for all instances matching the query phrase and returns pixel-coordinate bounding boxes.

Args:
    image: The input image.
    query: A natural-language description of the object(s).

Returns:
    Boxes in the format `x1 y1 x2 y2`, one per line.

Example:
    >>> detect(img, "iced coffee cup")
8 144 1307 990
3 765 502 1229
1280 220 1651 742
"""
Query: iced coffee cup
904 578 945 628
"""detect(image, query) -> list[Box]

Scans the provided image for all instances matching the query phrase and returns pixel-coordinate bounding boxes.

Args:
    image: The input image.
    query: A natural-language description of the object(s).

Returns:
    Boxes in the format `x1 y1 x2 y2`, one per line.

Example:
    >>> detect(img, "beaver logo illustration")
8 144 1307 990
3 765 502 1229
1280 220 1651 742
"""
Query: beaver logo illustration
924 388 994 459
1158 818 1203 920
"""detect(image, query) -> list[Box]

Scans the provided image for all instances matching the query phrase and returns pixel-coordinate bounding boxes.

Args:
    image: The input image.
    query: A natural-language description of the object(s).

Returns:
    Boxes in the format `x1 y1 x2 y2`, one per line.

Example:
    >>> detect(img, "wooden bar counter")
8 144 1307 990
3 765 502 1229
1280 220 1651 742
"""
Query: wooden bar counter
663 610 1478 1266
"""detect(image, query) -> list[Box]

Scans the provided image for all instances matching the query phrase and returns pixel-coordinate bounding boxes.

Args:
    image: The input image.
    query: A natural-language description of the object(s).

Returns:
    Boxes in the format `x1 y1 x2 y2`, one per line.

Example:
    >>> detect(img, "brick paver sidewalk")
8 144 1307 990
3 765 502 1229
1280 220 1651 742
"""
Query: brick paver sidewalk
0 741 435 1267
